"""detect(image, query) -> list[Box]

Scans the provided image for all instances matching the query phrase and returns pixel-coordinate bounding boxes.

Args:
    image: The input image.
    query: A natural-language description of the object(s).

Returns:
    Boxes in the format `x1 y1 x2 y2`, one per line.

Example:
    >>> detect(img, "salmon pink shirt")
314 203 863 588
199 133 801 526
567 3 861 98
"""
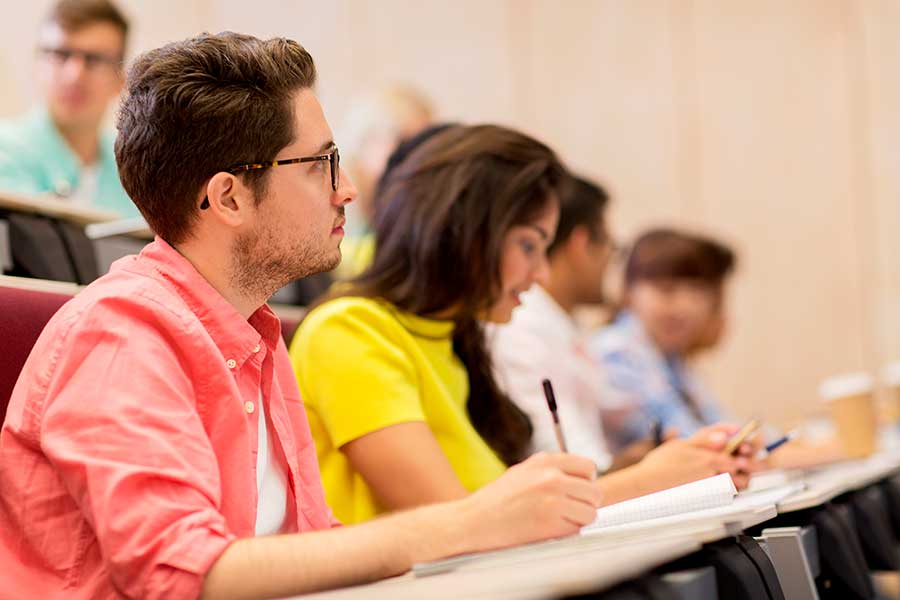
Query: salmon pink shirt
0 238 338 600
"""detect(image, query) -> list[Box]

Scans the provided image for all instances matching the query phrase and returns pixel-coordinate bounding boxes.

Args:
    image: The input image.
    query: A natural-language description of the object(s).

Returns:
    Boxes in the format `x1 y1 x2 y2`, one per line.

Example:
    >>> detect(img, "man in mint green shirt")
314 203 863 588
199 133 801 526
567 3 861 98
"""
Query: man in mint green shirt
0 0 137 217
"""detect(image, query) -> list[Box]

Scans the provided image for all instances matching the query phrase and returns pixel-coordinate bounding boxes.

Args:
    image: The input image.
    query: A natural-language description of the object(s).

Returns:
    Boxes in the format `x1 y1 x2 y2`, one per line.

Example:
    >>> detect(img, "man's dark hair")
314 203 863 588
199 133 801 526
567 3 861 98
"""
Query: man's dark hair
625 228 736 287
115 32 317 244
45 0 129 52
546 175 610 256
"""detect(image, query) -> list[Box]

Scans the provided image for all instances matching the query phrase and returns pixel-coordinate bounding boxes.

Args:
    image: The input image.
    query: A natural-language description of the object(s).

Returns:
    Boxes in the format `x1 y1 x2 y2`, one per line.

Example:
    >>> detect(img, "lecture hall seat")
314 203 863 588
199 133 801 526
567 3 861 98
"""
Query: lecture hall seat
0 284 72 424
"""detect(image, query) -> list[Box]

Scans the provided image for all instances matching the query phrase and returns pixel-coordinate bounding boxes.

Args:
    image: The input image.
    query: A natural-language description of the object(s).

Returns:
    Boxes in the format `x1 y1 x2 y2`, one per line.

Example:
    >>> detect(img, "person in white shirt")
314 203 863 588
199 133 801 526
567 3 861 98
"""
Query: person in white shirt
489 177 675 471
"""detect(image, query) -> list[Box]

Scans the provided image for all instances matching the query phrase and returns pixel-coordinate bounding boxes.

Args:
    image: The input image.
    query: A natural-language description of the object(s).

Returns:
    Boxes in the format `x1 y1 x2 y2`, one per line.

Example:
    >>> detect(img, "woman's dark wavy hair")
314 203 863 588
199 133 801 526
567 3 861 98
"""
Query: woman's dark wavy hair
333 124 569 465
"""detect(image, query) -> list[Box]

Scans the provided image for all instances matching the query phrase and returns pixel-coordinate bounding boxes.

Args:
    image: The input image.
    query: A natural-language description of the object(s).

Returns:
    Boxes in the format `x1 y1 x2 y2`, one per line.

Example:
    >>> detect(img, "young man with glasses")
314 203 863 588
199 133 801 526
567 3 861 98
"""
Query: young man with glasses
0 32 604 599
0 0 137 216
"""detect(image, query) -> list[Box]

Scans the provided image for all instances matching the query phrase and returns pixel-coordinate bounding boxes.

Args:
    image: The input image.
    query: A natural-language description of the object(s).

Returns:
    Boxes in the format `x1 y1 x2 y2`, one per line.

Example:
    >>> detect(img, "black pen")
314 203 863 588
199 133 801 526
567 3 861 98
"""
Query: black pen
542 379 568 453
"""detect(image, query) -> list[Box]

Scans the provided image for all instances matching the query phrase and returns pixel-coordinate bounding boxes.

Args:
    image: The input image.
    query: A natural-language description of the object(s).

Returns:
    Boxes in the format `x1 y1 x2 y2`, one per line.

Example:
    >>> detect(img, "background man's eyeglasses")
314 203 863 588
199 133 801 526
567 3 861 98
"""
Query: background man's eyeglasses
38 46 123 72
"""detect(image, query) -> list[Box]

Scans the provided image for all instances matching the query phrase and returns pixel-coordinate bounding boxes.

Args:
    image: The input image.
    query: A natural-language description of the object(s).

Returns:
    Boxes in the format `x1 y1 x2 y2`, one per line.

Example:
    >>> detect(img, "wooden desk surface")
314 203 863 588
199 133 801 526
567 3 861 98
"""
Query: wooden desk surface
777 451 900 513
0 190 120 226
297 536 701 600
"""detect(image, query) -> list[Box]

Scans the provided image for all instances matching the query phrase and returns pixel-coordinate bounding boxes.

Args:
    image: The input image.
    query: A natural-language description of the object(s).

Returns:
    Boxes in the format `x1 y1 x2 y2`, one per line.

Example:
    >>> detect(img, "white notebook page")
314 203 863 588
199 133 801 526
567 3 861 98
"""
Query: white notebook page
582 473 737 533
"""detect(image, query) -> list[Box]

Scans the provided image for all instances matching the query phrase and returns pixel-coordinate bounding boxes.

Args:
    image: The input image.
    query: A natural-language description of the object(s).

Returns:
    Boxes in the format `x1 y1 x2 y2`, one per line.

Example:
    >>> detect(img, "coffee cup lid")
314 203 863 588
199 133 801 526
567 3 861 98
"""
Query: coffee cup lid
882 361 900 386
818 372 873 400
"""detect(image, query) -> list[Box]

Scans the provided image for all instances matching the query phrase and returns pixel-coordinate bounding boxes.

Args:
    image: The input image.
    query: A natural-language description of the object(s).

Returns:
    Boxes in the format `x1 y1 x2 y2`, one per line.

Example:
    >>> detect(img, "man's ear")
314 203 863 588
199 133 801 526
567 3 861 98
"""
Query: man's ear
566 225 593 260
202 172 251 228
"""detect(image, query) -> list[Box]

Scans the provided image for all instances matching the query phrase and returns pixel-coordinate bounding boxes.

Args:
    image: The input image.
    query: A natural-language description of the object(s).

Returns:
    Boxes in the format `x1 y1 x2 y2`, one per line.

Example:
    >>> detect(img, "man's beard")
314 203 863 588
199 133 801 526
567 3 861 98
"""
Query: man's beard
230 222 340 302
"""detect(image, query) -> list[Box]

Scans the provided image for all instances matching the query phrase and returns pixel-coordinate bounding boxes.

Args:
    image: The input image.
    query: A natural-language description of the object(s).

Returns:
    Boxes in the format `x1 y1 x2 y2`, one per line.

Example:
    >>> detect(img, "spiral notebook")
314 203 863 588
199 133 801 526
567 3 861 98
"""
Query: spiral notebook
581 473 738 534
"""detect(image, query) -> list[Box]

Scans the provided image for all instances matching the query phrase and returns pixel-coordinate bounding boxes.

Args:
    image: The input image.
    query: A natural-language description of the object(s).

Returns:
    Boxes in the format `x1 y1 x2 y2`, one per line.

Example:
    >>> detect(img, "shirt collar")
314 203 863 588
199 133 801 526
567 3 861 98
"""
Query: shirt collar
615 309 678 368
517 285 580 342
613 310 644 340
121 238 283 365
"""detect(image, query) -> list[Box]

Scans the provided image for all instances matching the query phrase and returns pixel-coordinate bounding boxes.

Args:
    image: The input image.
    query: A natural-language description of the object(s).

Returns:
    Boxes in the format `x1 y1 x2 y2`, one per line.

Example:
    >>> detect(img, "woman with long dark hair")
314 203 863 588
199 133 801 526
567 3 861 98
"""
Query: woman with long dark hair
290 125 752 524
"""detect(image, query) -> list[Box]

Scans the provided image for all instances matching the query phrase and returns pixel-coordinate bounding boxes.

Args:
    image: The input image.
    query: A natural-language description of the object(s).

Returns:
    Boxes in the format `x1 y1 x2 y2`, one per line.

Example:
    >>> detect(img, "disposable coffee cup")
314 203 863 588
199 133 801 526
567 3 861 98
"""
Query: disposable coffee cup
819 372 877 459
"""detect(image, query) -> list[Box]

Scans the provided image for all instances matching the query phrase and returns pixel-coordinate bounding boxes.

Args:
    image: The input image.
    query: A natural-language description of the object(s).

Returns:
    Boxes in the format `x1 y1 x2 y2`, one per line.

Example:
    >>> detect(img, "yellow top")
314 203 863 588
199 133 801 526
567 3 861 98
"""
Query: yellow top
289 296 507 524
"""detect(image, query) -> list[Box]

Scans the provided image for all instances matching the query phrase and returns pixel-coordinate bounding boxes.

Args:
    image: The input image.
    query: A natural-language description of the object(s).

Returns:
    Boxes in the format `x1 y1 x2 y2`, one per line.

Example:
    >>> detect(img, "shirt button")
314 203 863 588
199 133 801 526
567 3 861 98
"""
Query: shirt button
226 359 237 369
54 179 72 196
252 344 261 353
244 401 255 414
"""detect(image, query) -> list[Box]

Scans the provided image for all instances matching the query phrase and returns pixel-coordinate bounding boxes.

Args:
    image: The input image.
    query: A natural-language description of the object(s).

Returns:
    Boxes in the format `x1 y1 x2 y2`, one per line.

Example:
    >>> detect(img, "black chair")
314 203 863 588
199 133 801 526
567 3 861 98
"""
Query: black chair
842 486 899 571
812 501 877 599
6 213 98 284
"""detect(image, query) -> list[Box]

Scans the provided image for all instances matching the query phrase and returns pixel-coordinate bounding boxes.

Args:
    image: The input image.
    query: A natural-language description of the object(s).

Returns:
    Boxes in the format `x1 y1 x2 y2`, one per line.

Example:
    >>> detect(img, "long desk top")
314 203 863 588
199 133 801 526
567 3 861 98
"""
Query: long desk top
297 536 701 600
414 505 778 579
0 190 120 226
777 450 900 513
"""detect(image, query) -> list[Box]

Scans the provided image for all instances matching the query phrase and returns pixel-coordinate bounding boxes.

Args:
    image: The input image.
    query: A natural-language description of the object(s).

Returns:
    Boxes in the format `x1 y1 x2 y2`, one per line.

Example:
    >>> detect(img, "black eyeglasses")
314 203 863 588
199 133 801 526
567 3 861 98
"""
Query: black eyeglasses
201 146 340 209
38 46 123 72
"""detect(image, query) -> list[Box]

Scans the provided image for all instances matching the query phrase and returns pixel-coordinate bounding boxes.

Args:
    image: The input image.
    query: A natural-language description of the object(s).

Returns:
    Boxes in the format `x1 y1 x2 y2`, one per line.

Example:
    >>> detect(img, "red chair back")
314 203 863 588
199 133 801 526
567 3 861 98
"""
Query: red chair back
0 286 72 424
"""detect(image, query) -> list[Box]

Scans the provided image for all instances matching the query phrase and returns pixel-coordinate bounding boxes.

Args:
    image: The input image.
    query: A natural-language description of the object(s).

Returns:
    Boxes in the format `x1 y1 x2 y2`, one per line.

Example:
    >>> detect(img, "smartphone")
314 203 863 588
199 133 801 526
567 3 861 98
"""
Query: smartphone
723 419 760 455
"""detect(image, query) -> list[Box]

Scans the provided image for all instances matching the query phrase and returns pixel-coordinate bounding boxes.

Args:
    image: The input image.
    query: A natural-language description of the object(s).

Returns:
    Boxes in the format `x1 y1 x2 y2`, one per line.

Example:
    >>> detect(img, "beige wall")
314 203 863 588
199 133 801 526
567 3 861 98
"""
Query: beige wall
1 0 897 427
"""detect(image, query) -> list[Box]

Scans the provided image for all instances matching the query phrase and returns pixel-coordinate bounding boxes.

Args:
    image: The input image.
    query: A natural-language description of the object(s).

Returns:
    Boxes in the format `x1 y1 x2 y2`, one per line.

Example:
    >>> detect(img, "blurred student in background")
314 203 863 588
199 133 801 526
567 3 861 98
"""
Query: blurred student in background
334 85 434 279
590 229 736 451
591 229 844 468
0 0 136 216
489 177 662 470
290 126 757 525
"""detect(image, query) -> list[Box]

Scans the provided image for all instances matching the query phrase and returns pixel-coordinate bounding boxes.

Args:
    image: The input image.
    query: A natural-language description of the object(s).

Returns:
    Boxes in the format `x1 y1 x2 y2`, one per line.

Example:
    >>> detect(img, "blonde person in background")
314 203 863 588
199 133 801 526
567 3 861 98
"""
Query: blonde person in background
290 125 760 526
0 0 137 216
333 85 434 279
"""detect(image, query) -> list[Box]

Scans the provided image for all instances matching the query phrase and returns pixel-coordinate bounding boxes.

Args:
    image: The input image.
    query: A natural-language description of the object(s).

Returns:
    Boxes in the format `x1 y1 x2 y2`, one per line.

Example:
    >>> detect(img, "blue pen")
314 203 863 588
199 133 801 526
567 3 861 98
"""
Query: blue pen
765 430 799 454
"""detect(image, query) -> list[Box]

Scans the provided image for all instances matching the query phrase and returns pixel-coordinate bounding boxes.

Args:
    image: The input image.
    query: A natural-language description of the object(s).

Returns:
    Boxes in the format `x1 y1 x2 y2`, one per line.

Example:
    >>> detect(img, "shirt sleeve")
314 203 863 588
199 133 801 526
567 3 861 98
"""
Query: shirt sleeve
37 297 235 600
291 301 426 449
